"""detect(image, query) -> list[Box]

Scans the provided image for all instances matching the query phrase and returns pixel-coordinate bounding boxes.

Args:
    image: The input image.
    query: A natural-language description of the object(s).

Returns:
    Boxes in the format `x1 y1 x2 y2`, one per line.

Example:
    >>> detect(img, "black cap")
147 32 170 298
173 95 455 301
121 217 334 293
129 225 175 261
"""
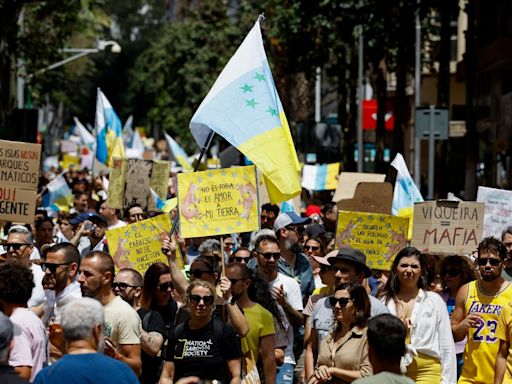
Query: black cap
327 247 372 278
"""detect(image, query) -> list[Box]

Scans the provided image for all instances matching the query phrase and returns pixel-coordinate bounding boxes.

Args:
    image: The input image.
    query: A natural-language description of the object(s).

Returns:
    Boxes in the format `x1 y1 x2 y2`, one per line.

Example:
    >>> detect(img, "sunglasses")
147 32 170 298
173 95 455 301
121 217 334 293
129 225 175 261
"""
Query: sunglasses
186 269 212 279
320 265 336 273
286 225 304 234
257 252 281 260
304 245 320 252
189 294 215 305
442 269 461 277
228 278 245 285
232 256 251 263
477 258 501 267
2 243 30 252
112 282 139 290
329 297 352 307
41 262 71 273
158 282 173 291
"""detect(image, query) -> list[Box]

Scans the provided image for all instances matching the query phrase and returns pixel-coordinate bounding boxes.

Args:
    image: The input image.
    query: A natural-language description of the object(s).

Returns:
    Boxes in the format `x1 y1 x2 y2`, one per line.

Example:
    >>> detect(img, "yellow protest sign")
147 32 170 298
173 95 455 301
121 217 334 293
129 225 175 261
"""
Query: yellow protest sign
106 213 182 274
336 210 409 270
177 165 259 238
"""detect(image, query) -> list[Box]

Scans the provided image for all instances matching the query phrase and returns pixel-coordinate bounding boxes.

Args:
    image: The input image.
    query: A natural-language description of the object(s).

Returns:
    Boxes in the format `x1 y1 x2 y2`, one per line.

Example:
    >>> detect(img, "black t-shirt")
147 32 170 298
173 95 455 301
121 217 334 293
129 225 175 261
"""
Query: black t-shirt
153 299 178 330
137 308 166 384
165 320 241 382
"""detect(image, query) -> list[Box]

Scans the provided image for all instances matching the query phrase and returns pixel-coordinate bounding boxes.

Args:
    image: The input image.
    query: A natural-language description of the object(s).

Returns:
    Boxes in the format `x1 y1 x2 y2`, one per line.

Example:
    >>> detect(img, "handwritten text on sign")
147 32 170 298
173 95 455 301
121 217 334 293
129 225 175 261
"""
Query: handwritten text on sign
411 201 484 254
177 166 259 238
0 140 41 190
106 213 172 274
476 186 512 239
336 211 408 270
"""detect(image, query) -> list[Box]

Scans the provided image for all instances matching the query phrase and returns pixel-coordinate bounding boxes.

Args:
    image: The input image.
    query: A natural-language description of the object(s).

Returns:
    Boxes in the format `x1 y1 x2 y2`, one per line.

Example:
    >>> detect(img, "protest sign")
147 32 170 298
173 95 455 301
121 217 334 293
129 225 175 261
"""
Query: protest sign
332 172 385 202
107 158 170 211
106 213 181 274
411 200 484 255
0 186 37 223
0 139 41 190
336 210 408 270
178 165 259 238
476 186 512 239
337 182 393 214
61 154 80 170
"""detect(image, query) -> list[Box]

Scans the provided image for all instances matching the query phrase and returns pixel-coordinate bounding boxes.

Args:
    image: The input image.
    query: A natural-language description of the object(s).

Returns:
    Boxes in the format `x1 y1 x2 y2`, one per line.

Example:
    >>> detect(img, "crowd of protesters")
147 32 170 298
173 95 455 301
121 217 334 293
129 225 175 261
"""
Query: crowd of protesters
2 169 512 384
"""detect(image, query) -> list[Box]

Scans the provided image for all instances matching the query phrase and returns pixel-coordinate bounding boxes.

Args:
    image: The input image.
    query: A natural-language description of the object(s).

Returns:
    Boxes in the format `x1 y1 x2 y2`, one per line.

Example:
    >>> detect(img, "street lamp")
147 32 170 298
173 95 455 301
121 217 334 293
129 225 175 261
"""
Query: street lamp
17 39 122 107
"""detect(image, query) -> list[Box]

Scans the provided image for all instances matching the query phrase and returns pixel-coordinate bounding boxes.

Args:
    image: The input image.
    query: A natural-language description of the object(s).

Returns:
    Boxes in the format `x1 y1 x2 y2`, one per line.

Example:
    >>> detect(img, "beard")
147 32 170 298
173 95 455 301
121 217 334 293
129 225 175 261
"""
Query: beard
285 239 302 253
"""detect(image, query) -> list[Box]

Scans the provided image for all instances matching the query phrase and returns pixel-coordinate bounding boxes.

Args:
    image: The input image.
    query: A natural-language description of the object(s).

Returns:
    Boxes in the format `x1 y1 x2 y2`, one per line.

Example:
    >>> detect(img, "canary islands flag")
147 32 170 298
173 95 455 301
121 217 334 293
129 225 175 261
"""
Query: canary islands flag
190 18 301 203
95 89 125 167
42 174 74 212
149 188 177 213
164 132 193 171
391 153 423 239
302 163 340 191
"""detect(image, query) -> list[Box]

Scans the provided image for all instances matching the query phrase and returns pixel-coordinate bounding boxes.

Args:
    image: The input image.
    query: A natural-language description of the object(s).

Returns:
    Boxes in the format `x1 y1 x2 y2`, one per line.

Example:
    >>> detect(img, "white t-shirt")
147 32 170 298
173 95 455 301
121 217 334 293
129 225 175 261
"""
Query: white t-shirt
109 220 127 230
269 273 303 365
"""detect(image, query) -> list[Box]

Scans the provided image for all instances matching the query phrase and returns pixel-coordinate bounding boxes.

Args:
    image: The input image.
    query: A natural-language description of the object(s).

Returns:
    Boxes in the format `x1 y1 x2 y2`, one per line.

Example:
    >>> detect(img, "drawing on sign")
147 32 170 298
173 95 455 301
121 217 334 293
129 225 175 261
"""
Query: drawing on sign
180 183 201 222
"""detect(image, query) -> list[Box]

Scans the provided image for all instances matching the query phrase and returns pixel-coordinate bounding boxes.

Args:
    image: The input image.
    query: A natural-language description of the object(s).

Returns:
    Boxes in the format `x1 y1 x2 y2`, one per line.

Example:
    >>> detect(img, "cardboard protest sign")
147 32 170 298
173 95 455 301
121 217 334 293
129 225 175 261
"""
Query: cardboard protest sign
476 186 512 239
337 182 393 214
411 200 484 255
332 172 385 202
336 210 408 270
178 165 259 238
0 186 37 223
107 158 170 211
106 213 179 274
0 139 41 190
0 140 41 224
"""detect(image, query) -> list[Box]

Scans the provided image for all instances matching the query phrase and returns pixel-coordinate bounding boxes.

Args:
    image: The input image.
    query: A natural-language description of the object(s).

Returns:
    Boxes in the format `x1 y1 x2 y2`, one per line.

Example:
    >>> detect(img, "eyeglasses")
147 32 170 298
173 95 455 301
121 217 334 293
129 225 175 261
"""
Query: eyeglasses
112 282 139 290
232 256 251 263
477 258 501 267
189 294 215 305
257 252 281 260
261 215 273 222
442 269 461 277
186 269 212 279
329 297 352 307
228 278 245 285
2 243 30 252
304 245 320 252
320 265 337 273
158 282 173 291
286 225 304 234
41 262 71 273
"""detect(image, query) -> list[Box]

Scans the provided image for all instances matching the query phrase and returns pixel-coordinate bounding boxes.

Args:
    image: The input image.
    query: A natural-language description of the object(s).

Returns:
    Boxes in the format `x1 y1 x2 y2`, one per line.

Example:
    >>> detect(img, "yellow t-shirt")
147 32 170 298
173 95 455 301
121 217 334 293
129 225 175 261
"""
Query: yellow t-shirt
241 303 275 362
459 280 512 384
496 302 512 383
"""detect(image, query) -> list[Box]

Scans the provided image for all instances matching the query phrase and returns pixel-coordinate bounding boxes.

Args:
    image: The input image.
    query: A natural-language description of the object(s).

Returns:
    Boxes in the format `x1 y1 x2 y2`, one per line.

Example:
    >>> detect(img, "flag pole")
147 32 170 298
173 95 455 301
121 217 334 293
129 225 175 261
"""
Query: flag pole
163 130 215 252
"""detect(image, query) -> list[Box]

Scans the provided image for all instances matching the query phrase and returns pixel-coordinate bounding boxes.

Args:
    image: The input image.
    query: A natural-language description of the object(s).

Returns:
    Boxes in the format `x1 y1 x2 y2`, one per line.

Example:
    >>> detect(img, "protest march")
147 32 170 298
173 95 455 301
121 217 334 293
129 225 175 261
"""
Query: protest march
2 11 512 384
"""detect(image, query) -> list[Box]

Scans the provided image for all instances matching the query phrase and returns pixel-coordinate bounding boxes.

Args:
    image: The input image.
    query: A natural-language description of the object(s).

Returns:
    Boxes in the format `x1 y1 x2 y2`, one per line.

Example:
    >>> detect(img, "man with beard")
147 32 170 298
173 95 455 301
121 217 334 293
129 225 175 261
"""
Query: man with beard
40 243 82 325
33 298 139 384
254 235 303 384
273 211 314 303
261 203 280 230
452 237 512 384
78 251 141 376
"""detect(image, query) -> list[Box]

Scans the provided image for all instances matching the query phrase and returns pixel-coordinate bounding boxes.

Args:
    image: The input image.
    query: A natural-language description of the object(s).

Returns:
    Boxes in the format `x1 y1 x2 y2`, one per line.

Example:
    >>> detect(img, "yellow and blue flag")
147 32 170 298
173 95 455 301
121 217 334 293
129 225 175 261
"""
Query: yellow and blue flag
164 132 193 171
190 18 301 204
149 188 177 213
391 153 423 239
42 174 74 212
301 163 340 191
95 89 125 167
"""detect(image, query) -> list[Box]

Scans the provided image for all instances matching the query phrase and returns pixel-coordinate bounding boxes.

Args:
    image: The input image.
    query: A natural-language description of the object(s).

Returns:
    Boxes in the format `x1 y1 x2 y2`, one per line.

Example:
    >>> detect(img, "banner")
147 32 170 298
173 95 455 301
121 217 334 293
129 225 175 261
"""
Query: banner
336 210 408 270
107 158 169 211
411 200 484 255
476 186 512 239
0 139 41 190
106 213 179 274
178 166 259 238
